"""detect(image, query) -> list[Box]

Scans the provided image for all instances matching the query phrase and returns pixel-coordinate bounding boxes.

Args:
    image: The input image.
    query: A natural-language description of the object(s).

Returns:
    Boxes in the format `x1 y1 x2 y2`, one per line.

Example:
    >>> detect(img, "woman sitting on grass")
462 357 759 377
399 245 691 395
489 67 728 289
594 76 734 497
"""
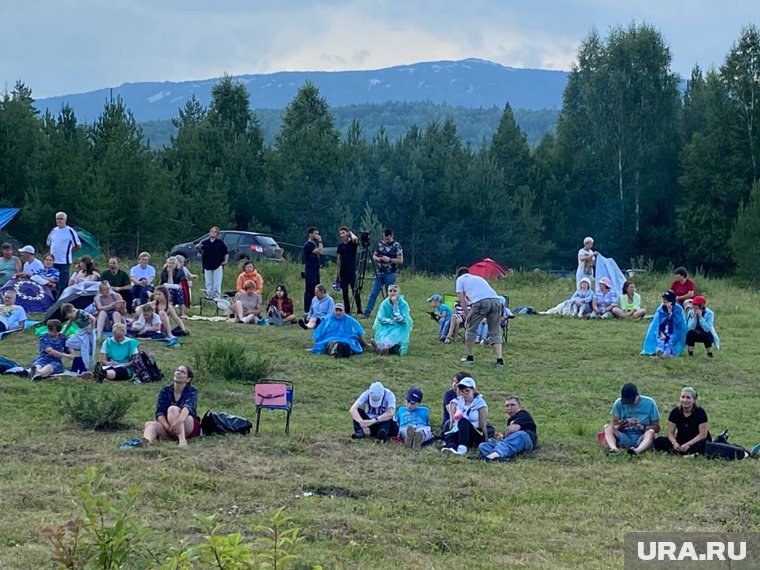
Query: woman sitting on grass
94 281 126 338
298 284 335 330
94 323 140 382
654 387 711 455
686 296 719 358
370 284 413 355
441 376 489 456
232 280 263 324
142 364 200 447
68 255 100 286
235 261 264 296
159 256 187 315
570 277 593 318
613 281 646 319
30 319 73 381
141 286 187 337
267 284 296 325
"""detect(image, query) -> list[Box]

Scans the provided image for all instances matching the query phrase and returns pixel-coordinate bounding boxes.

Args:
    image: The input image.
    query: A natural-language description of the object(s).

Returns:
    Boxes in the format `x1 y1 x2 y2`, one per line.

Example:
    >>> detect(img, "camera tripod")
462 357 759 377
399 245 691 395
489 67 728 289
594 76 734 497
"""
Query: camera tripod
354 240 383 314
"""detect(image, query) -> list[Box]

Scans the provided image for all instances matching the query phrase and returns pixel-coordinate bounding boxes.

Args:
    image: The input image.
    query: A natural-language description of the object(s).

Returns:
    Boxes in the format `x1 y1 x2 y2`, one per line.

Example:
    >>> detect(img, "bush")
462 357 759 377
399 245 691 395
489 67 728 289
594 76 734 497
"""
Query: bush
60 386 135 430
193 339 273 384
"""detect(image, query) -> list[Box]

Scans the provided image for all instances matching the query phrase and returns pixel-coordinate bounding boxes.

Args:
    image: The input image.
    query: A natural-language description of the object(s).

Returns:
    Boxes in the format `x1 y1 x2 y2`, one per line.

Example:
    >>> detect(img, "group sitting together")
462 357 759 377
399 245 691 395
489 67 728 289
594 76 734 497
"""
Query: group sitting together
349 373 538 461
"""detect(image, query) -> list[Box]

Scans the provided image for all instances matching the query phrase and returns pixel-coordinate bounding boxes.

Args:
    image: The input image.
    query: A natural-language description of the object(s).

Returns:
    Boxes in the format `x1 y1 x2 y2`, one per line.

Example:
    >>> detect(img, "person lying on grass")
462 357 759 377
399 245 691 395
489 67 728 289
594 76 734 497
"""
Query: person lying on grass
142 364 200 447
30 319 73 381
94 323 139 382
441 376 489 456
654 387 711 455
478 395 537 461
350 381 398 441
396 387 434 450
603 382 660 455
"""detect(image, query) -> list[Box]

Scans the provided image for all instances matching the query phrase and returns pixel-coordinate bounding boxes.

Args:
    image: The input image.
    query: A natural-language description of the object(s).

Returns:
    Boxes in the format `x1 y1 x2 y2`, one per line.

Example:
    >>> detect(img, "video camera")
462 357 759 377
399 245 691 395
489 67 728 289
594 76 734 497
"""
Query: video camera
359 230 371 249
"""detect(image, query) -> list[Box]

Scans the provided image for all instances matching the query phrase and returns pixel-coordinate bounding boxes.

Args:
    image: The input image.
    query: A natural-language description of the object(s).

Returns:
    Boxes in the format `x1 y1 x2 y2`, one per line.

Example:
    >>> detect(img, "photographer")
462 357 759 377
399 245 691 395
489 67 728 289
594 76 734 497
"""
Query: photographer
361 228 403 318
303 227 324 312
335 227 359 314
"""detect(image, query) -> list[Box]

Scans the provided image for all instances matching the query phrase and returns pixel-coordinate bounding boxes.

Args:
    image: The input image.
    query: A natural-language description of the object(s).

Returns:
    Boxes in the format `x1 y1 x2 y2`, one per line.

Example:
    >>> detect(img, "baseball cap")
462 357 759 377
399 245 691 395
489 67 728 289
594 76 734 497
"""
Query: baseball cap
621 383 638 406
406 387 423 403
368 381 385 407
457 377 476 390
334 302 345 311
662 290 676 303
599 276 611 287
18 245 35 254
427 294 442 302
692 295 706 306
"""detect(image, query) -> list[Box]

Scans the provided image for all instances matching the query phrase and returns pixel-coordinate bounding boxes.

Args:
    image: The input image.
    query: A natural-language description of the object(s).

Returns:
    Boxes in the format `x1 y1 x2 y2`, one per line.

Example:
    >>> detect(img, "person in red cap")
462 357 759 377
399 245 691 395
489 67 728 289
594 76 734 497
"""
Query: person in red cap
686 296 719 358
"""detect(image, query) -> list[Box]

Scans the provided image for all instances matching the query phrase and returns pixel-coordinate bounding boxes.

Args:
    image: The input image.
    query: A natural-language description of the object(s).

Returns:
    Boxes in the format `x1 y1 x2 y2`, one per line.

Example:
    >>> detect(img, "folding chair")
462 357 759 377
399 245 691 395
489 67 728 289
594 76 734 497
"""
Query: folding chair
501 294 512 344
253 380 294 435
199 291 231 316
442 294 465 341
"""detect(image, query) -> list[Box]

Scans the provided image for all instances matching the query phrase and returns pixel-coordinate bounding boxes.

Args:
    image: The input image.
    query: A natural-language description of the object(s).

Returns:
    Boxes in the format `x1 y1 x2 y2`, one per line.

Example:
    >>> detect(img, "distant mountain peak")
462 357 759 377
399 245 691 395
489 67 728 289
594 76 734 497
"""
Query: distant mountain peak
35 59 568 122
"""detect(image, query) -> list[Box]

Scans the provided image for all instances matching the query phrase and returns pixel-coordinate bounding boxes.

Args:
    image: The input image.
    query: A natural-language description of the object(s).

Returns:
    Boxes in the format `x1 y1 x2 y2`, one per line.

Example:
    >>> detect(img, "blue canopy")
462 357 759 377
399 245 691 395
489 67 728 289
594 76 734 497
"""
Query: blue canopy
0 208 20 232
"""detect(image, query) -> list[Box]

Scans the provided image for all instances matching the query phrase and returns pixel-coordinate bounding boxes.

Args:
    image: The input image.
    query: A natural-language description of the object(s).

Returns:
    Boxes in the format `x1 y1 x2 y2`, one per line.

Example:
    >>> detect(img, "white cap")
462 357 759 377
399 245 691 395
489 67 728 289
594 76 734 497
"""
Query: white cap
18 245 35 254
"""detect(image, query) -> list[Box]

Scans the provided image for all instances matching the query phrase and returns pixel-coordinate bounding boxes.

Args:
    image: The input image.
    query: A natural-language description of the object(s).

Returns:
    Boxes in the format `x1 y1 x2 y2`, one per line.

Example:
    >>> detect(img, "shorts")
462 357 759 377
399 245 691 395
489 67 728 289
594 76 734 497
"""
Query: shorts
618 431 645 449
169 416 201 440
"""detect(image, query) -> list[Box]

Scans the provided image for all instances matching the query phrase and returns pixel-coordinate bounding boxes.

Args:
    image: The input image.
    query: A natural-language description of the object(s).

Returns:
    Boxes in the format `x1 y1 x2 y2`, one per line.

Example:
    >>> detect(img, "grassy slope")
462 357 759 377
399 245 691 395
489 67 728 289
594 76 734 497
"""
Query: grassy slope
0 266 758 569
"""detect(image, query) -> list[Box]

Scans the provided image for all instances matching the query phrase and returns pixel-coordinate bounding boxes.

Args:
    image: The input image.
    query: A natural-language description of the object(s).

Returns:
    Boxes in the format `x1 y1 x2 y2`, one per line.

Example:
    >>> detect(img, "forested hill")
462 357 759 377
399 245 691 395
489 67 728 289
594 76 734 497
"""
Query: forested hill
140 103 560 149
34 59 567 122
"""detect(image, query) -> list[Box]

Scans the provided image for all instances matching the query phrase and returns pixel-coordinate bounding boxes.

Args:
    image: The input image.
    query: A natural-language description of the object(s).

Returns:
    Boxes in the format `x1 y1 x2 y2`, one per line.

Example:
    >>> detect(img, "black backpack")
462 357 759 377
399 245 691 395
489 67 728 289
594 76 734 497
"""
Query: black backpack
133 350 162 383
327 341 353 358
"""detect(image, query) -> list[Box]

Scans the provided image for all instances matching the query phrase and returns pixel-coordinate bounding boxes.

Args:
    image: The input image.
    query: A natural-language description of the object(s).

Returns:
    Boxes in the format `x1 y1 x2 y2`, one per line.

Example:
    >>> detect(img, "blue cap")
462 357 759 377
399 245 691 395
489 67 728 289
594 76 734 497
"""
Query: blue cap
427 294 442 302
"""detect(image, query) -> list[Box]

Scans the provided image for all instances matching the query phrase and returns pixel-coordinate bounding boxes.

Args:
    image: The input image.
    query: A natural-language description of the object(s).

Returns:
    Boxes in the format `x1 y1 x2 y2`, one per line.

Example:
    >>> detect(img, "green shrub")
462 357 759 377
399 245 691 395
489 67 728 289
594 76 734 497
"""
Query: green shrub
193 339 273 384
60 386 135 430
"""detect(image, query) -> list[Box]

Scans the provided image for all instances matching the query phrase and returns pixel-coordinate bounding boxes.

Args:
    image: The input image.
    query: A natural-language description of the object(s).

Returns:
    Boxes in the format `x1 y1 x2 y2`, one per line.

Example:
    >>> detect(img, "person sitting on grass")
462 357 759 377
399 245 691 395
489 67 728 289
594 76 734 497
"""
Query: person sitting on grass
590 276 617 318
442 376 489 456
130 303 163 338
130 252 156 310
602 383 660 455
349 381 398 441
0 289 26 334
142 364 200 447
298 284 335 330
0 243 22 288
68 255 100 286
232 280 262 324
441 371 470 433
671 266 696 307
266 284 296 325
94 323 140 382
641 290 686 358
15 245 44 278
654 387 711 455
40 254 60 292
311 303 370 356
427 293 452 342
235 260 264 296
570 277 593 318
478 395 537 462
159 256 187 313
30 319 72 381
94 281 126 339
613 280 646 319
396 387 434 450
443 298 467 343
61 302 97 371
150 286 188 337
370 284 413 356
686 296 719 358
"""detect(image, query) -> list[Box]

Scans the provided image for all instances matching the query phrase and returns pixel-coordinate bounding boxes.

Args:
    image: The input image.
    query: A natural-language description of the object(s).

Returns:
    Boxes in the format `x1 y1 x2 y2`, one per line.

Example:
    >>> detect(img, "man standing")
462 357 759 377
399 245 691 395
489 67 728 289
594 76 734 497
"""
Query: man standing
335 227 358 314
101 257 133 313
195 226 228 299
303 227 323 312
478 396 537 461
16 246 44 278
603 383 660 455
46 211 81 292
362 228 403 318
456 267 504 368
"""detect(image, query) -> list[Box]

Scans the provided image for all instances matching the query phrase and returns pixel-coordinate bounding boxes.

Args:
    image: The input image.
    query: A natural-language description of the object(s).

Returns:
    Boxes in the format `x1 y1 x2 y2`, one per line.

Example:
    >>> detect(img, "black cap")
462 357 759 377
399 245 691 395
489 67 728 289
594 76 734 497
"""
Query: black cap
662 290 676 304
621 383 638 406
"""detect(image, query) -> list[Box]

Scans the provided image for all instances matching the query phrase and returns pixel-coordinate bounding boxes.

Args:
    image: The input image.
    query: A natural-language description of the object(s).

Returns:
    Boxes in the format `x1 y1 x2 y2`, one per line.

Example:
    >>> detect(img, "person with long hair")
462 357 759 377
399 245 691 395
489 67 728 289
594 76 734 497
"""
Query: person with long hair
94 280 126 338
266 284 296 325
142 364 200 447
654 387 711 455
147 286 188 337
68 255 100 286
613 280 647 319
160 256 187 315
441 376 489 456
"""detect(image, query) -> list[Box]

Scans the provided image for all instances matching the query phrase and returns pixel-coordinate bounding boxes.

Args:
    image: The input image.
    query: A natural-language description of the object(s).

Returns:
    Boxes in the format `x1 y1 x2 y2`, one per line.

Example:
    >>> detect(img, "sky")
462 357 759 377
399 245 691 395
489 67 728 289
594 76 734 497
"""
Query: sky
1 0 757 98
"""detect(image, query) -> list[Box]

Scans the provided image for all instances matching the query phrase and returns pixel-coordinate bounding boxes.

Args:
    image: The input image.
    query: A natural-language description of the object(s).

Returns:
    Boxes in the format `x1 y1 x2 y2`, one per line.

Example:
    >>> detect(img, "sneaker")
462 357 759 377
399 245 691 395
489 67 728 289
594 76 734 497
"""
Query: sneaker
351 430 365 440
460 356 474 364
441 447 459 454
297 319 308 330
496 359 505 369
29 365 38 382
377 428 389 441
443 337 452 344
627 448 638 456
405 426 414 448
412 431 425 451
479 339 486 345
93 362 105 383
475 337 481 344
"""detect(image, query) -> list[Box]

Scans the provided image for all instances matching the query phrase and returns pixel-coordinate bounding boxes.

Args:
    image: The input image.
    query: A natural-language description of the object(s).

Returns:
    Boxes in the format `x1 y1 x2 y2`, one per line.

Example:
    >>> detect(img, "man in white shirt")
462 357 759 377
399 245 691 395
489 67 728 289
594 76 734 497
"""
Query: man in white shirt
46 212 81 292
16 245 44 278
455 267 505 369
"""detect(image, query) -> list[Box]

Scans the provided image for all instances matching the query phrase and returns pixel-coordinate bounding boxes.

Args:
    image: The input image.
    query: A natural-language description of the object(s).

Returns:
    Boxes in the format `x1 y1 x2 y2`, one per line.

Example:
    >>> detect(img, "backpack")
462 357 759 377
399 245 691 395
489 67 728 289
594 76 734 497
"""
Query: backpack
327 341 353 358
132 350 162 383
201 410 252 436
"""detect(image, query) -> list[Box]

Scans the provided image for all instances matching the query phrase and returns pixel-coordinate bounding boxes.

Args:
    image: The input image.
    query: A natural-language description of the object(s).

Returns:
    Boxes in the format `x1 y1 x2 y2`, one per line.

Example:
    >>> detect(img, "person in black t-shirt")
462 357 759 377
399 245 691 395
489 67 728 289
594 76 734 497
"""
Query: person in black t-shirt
195 226 228 299
335 227 359 314
303 227 323 312
478 395 538 461
654 387 711 454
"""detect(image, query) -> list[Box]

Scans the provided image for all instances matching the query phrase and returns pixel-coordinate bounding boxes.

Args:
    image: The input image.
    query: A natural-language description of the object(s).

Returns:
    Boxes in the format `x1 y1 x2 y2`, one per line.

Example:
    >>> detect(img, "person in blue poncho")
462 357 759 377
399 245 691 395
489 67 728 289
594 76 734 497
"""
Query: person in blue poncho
641 290 686 357
370 284 413 356
310 302 370 356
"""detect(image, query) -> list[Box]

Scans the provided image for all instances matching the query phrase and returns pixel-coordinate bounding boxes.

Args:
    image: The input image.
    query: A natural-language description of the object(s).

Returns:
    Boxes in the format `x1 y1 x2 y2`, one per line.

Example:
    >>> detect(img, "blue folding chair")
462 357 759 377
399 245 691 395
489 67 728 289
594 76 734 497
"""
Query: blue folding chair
253 380 293 435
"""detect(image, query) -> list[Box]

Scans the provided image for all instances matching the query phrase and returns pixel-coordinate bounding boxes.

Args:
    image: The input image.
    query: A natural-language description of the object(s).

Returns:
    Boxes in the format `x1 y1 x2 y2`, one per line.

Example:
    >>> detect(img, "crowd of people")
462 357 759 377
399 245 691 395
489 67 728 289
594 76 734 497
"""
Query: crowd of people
0 214 739 455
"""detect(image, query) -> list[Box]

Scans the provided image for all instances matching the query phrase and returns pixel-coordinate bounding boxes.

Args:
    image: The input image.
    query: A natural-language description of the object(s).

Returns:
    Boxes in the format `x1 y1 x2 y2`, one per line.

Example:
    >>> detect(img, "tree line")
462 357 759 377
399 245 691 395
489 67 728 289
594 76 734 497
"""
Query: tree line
1 23 759 281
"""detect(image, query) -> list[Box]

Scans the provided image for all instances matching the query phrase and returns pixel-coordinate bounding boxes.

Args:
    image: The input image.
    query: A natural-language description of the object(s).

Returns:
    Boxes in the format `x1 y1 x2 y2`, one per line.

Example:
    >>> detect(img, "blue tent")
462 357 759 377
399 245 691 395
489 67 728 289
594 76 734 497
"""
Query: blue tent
0 208 20 232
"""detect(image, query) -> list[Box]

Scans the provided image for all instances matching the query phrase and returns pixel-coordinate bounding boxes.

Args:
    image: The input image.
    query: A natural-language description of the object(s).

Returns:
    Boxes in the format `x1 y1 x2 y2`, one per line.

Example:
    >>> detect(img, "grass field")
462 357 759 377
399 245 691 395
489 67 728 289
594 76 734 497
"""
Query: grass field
0 265 758 569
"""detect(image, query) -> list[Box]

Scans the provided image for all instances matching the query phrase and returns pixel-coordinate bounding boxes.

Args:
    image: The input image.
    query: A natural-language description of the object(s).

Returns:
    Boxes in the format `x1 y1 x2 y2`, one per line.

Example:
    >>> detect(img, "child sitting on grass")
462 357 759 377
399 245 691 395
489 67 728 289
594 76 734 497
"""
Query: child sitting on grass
30 319 73 381
570 277 593 318
427 294 452 342
395 387 434 450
